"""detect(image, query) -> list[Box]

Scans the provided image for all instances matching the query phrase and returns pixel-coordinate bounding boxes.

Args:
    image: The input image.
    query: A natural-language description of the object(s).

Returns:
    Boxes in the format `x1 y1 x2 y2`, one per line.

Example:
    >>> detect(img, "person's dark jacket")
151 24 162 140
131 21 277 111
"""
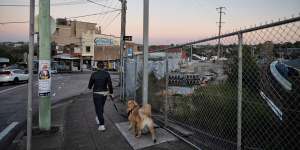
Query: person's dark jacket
88 69 113 94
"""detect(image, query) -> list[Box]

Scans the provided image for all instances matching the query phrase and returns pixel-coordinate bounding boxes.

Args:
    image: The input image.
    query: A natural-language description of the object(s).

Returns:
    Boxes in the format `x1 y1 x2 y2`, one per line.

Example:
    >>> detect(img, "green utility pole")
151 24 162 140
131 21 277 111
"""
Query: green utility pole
38 0 51 130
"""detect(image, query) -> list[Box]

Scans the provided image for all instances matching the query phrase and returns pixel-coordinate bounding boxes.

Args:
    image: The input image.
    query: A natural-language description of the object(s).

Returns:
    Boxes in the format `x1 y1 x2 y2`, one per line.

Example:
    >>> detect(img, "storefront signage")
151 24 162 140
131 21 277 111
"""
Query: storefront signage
94 38 114 46
74 47 81 53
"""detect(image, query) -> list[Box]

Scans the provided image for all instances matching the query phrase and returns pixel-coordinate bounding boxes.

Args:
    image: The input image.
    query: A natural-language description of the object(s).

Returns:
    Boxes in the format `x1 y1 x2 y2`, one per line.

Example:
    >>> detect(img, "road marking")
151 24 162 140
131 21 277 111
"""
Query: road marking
0 122 19 141
0 84 27 94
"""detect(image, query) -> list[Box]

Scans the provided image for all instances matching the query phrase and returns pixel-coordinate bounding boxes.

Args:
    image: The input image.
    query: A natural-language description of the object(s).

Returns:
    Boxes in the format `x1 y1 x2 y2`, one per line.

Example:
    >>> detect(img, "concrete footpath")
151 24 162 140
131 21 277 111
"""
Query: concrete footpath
17 91 193 150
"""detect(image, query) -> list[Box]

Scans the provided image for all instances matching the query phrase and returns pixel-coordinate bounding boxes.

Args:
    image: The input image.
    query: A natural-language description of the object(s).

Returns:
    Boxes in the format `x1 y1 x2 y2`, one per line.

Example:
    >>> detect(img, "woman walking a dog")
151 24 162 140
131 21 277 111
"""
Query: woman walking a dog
88 62 113 131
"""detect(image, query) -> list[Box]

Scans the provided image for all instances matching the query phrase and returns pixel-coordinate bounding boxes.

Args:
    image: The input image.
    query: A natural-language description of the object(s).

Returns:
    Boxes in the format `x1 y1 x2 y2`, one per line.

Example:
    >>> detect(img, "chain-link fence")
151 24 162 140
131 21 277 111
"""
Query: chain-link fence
240 20 300 149
123 16 300 149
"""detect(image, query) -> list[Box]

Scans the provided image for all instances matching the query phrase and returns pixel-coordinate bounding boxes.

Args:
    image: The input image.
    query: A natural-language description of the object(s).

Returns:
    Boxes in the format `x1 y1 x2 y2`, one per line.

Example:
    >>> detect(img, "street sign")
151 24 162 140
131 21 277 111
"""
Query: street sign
123 36 132 41
127 48 133 57
94 37 114 46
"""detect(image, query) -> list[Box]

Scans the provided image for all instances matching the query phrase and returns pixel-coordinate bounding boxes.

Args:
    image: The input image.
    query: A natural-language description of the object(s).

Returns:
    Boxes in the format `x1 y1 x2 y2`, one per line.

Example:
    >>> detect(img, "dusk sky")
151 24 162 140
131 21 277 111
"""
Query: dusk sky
0 0 299 44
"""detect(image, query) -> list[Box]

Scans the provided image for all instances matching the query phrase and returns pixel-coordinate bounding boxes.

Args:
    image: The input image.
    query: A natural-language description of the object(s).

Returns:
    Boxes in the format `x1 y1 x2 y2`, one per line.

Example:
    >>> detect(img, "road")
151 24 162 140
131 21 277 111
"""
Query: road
0 71 119 132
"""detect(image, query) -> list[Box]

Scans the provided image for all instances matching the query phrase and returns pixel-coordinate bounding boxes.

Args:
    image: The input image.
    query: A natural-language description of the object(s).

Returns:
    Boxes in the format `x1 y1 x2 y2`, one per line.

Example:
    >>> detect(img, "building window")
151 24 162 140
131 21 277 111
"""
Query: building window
55 28 59 35
86 46 91 53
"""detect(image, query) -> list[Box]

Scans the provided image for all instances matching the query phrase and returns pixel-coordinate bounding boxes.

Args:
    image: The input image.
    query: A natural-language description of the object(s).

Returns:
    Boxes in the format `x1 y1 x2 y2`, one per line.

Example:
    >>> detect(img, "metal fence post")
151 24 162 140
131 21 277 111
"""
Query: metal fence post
142 0 149 105
123 56 126 100
190 45 193 62
237 32 243 150
134 55 137 100
123 57 125 100
119 60 123 101
27 0 34 149
164 51 169 126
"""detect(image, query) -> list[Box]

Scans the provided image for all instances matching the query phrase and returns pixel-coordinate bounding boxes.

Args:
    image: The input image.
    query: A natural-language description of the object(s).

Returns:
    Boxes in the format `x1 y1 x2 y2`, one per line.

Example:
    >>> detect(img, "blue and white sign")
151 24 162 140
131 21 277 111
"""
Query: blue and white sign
127 48 133 57
94 38 114 46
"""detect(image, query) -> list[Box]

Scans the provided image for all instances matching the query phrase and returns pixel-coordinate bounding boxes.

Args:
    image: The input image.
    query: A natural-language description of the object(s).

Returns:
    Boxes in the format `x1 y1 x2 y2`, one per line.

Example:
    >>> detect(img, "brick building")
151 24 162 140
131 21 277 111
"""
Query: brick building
52 18 141 71
52 18 101 71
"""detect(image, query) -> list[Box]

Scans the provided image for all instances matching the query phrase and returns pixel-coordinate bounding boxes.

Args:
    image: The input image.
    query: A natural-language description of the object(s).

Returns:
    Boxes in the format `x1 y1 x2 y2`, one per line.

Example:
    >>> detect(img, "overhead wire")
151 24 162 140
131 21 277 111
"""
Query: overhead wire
69 9 120 19
0 1 88 7
0 21 28 25
97 0 117 27
101 2 121 31
95 0 114 27
86 0 120 10
99 0 119 27
0 4 29 7
0 10 121 25
0 0 122 35
102 12 121 32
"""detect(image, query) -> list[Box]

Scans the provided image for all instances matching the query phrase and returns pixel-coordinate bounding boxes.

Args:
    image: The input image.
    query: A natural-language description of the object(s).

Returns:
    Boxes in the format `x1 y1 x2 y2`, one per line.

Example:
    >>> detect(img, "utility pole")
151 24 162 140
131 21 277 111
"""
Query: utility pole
38 0 51 130
143 0 149 105
27 0 34 149
119 0 127 101
216 6 225 60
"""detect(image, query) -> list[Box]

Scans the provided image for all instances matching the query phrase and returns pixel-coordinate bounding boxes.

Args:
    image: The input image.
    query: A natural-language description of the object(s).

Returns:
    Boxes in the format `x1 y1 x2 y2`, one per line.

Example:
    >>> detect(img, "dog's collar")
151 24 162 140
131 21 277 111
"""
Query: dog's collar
127 105 138 116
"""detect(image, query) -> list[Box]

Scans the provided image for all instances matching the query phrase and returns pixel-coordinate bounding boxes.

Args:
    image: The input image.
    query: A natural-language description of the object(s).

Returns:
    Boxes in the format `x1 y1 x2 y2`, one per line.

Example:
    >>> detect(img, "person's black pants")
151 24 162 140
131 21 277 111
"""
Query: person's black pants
93 94 106 125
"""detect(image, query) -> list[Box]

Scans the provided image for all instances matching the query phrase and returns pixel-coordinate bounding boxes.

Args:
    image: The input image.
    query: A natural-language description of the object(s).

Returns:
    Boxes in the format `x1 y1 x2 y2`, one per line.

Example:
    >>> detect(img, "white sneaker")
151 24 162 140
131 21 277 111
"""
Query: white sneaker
95 116 100 125
98 125 106 131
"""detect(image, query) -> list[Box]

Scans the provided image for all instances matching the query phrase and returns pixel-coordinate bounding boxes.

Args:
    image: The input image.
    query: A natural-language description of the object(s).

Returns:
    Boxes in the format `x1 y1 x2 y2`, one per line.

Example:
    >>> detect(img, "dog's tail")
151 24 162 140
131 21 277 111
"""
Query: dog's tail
143 104 152 117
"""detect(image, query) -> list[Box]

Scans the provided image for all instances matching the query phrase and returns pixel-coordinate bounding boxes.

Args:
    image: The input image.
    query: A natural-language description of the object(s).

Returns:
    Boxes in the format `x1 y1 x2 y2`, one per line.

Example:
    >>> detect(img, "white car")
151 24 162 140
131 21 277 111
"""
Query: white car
51 69 58 74
0 69 29 84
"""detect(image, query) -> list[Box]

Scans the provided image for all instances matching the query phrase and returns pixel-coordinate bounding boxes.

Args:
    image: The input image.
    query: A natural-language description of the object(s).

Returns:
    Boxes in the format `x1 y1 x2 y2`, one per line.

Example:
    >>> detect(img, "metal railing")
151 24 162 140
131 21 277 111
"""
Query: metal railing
123 15 300 149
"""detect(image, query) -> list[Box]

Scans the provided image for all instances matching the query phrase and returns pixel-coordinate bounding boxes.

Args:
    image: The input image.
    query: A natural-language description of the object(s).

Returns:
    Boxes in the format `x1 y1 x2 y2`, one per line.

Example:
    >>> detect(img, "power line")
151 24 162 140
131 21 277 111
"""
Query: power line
102 12 121 32
0 10 121 25
0 4 29 7
0 21 28 25
99 0 119 27
97 0 116 27
86 0 120 10
51 1 87 6
0 1 87 7
69 9 120 19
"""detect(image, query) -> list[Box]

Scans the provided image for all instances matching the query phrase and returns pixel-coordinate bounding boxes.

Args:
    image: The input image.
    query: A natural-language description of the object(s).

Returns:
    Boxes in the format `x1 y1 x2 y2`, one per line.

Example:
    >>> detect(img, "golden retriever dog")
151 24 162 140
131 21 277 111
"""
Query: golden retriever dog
127 100 157 143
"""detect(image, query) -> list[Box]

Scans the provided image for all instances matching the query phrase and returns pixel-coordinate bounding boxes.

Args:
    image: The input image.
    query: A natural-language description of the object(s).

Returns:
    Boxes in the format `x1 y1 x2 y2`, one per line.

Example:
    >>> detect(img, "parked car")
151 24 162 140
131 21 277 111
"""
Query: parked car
51 69 58 74
6 62 28 71
0 69 29 84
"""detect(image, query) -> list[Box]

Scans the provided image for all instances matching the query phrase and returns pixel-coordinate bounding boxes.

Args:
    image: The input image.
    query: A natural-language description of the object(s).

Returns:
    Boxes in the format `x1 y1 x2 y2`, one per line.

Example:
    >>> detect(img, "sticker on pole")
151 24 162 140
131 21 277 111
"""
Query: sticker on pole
38 60 51 96
127 48 133 57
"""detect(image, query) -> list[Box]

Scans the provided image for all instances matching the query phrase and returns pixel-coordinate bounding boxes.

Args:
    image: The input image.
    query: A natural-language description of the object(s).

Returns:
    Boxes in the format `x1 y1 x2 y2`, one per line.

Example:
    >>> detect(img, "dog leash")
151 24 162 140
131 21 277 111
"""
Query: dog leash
93 91 119 112
108 94 119 113
93 91 128 117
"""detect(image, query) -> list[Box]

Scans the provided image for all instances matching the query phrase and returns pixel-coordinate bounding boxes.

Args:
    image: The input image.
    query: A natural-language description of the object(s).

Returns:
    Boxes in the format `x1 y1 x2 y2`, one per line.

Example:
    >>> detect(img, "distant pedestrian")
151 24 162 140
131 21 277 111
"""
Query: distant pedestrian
88 62 113 131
